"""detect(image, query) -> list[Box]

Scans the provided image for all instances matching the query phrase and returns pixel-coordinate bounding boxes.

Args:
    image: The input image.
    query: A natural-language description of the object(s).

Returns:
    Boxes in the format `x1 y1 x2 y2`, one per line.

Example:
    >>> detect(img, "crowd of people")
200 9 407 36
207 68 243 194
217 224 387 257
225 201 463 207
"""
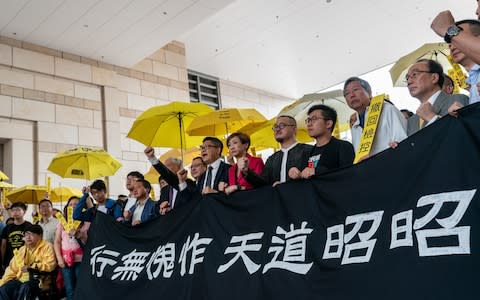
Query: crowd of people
0 3 478 300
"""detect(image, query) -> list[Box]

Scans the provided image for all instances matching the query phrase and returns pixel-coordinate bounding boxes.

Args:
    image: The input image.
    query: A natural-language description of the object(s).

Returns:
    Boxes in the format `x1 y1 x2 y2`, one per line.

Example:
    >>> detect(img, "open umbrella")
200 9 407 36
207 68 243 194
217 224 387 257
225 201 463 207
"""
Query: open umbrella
186 108 267 137
389 42 467 87
0 170 9 181
49 186 82 203
279 90 355 132
47 147 122 180
6 185 47 204
127 102 212 160
0 182 16 189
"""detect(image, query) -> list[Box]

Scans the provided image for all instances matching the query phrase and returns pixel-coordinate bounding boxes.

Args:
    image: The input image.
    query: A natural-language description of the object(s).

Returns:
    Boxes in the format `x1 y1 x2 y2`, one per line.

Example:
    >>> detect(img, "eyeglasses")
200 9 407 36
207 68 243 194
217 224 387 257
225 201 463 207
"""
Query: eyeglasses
199 144 219 151
404 70 432 82
272 124 295 131
305 116 327 124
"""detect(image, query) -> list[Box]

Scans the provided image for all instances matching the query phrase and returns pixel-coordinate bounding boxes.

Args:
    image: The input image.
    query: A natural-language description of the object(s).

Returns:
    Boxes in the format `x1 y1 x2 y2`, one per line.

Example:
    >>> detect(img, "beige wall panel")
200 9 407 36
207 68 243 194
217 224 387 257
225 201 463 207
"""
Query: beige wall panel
133 59 153 74
56 105 94 127
13 48 54 75
0 68 34 89
165 51 186 68
38 122 78 144
74 83 101 101
35 76 74 96
0 44 12 66
78 127 103 147
12 97 55 122
127 93 157 111
105 121 121 158
55 58 92 83
152 61 178 80
91 66 115 87
115 75 141 94
140 81 169 101
0 95 12 117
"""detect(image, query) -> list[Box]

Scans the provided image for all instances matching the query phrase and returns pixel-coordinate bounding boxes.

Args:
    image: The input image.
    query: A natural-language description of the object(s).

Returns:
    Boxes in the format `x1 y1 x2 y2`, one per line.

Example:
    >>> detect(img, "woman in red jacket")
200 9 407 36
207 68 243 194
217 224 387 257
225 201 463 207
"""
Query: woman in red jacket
220 132 264 194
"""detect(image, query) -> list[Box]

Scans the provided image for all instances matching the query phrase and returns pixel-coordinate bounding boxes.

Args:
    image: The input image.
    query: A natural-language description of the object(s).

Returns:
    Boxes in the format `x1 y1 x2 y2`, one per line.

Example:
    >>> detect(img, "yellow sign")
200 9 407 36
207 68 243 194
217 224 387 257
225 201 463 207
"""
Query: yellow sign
447 55 468 91
354 94 385 163
55 207 81 232
333 118 340 139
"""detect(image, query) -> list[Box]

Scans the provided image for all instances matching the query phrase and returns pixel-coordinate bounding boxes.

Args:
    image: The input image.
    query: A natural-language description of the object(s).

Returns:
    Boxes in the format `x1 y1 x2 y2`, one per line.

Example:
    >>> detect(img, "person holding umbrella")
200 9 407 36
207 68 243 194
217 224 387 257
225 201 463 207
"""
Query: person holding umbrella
73 180 123 222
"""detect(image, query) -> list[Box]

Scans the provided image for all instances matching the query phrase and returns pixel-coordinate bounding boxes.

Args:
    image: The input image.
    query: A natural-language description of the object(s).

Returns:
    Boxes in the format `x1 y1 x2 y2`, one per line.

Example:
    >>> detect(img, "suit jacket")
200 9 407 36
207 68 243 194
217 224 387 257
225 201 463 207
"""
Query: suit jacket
159 180 195 209
244 143 313 187
152 161 180 190
126 198 158 225
196 160 230 192
407 91 469 135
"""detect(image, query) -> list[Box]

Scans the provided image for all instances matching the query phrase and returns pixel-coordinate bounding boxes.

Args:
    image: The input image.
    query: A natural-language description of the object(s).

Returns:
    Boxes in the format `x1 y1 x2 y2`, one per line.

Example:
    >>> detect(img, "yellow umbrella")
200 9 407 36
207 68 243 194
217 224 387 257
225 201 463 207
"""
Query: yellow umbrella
239 118 313 149
0 182 16 189
49 186 82 203
6 185 47 204
186 108 267 137
127 102 213 158
279 90 355 134
389 42 466 87
0 170 9 181
47 147 122 180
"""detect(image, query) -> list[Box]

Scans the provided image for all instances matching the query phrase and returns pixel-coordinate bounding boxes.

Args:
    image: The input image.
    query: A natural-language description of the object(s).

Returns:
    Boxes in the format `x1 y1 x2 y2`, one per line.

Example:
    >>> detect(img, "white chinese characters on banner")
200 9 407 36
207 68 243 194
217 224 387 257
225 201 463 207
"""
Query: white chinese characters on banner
391 189 475 256
178 233 213 276
146 243 176 279
112 249 150 281
263 222 313 274
217 232 264 274
90 245 120 277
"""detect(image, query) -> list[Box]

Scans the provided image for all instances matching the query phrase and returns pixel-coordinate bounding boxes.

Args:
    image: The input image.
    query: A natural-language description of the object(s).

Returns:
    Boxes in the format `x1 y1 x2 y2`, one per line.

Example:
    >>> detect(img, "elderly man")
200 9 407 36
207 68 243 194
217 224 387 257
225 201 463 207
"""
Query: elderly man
406 59 469 135
344 77 407 155
0 224 56 299
242 115 313 187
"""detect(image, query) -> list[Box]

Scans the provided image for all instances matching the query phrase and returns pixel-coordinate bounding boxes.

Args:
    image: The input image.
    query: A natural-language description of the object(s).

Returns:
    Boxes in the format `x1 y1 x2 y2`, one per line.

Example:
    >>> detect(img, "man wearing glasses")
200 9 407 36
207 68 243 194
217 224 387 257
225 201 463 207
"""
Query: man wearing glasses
289 105 354 179
344 77 407 156
242 115 312 187
406 59 468 135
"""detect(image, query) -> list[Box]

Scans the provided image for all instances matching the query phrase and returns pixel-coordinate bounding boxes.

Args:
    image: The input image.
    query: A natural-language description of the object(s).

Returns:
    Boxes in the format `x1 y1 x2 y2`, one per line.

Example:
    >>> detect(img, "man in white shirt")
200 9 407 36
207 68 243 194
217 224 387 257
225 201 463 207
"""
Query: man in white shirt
343 77 407 156
123 179 158 226
37 199 59 244
406 59 469 135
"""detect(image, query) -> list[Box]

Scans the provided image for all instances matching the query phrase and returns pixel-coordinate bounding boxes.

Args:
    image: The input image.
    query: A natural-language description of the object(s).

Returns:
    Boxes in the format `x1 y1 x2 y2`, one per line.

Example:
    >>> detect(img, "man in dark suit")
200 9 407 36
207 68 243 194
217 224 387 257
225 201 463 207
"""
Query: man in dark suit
406 59 469 135
144 149 195 214
194 137 230 193
242 115 313 187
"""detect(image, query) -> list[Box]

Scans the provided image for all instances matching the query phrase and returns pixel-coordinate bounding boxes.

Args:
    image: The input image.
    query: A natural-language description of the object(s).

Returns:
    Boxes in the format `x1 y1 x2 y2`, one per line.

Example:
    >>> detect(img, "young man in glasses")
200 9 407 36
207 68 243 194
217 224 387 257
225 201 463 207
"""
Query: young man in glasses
242 115 313 187
344 77 407 156
406 59 468 135
289 105 354 179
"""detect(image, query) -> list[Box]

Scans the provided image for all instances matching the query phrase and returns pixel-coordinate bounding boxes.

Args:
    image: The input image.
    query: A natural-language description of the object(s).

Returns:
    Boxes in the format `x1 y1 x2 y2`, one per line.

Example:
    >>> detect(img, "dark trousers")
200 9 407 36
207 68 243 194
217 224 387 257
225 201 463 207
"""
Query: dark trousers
0 279 39 300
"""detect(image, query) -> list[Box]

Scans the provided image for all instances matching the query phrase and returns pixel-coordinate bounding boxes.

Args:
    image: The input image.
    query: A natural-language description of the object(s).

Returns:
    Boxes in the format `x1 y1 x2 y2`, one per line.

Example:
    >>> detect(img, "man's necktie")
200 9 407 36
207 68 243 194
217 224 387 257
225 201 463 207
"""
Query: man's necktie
205 166 213 188
419 118 425 129
168 186 174 207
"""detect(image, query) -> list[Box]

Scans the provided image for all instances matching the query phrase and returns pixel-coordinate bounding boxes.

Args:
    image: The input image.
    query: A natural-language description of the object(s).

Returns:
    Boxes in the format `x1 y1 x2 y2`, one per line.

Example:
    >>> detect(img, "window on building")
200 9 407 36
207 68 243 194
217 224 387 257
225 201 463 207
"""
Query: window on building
188 70 221 110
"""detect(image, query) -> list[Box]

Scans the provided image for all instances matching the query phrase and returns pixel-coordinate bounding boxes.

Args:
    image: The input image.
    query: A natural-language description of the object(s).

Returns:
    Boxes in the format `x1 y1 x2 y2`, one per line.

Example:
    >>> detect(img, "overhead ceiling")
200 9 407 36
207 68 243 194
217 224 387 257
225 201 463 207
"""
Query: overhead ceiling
0 0 475 98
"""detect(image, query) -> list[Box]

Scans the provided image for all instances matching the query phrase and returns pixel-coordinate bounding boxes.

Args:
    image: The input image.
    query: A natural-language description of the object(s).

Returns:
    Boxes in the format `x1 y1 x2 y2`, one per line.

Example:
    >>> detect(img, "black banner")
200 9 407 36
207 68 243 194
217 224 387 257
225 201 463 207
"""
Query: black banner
76 104 480 300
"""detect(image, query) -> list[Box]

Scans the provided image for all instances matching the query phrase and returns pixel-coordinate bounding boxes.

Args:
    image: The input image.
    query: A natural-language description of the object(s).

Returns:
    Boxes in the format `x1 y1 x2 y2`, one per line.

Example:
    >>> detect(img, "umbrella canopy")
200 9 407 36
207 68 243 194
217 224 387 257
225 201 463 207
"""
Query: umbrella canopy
239 119 313 149
0 182 16 189
6 185 47 204
127 101 213 152
144 147 201 184
47 147 122 180
0 170 9 181
49 186 82 203
389 42 466 87
186 108 267 136
279 90 355 131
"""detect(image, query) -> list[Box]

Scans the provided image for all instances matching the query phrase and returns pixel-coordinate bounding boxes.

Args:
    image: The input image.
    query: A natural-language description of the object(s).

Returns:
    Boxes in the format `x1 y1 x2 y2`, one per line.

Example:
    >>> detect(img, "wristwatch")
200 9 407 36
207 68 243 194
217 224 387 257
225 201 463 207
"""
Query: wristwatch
444 24 463 43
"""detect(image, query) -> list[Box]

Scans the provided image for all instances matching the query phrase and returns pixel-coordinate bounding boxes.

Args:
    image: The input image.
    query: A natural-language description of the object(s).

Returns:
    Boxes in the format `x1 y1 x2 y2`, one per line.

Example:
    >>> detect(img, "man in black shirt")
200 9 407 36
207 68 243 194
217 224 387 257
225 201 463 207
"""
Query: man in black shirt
1 202 31 270
290 104 354 179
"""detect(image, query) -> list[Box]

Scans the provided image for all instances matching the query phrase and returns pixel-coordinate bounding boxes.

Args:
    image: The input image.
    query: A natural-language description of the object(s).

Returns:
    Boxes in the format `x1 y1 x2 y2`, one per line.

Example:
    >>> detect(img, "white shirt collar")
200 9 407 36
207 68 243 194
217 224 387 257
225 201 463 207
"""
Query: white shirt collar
427 90 442 106
208 157 222 169
281 142 298 153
